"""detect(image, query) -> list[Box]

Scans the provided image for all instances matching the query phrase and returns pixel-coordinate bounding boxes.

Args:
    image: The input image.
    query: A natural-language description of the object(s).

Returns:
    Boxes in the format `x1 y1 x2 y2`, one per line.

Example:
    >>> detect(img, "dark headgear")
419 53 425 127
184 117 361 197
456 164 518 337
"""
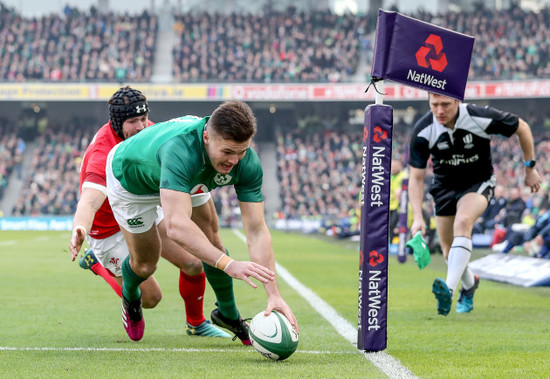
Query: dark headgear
108 86 149 139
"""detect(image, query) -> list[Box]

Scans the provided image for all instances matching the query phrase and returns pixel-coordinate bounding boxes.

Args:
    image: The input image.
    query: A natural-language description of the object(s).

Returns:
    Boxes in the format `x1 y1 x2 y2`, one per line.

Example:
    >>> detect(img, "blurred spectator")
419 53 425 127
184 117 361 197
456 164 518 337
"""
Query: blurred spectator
473 184 507 233
0 120 18 198
389 158 404 241
492 207 550 259
497 187 526 228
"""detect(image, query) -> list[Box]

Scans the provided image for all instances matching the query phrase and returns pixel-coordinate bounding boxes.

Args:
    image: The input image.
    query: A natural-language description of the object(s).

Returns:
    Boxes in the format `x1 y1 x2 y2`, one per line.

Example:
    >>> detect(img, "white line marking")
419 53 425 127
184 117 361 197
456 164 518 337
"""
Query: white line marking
0 240 16 246
0 346 356 355
232 228 416 379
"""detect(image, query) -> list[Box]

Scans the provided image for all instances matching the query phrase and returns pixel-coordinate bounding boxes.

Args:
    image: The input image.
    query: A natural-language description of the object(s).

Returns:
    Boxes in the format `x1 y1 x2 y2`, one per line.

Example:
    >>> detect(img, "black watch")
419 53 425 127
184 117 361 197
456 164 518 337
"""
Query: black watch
523 160 536 168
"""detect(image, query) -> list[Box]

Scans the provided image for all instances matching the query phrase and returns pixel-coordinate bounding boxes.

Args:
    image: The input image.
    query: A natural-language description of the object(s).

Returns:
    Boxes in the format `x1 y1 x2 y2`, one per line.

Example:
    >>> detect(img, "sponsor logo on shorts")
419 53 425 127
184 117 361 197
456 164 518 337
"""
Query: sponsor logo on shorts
127 217 144 228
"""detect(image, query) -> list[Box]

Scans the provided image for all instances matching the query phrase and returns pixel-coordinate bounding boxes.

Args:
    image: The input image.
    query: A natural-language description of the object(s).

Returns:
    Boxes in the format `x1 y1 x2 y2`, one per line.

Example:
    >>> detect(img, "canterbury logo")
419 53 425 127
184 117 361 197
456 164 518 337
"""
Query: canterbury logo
135 104 147 113
127 217 144 226
415 34 447 72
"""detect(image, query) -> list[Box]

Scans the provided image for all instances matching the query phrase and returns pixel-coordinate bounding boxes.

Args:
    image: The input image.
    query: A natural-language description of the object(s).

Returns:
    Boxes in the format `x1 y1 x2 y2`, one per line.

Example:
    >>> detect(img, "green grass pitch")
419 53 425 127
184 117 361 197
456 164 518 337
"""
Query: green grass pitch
0 230 548 378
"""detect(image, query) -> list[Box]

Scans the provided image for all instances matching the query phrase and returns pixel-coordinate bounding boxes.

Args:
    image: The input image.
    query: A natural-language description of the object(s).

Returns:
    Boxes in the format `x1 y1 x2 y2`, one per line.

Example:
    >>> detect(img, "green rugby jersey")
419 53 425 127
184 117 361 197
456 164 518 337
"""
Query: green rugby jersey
111 115 263 202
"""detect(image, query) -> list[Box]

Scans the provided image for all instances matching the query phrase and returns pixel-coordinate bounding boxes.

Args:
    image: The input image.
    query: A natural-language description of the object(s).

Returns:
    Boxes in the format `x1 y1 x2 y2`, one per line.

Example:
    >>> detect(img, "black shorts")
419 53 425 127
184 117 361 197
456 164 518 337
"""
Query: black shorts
429 176 496 216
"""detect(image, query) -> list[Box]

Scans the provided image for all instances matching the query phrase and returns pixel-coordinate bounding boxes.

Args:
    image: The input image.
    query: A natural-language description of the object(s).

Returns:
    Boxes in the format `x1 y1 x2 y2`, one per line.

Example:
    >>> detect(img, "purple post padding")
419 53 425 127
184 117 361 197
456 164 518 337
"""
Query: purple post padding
371 9 474 101
357 104 393 352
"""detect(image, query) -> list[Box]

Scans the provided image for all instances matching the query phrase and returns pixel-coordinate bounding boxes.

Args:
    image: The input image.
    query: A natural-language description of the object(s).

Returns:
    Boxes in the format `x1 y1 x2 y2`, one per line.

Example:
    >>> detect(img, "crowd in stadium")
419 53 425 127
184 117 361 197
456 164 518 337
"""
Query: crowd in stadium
1 111 550 257
0 124 19 202
274 125 550 247
9 121 94 216
415 5 550 80
1 3 550 82
1 2 550 258
171 9 367 83
0 4 157 82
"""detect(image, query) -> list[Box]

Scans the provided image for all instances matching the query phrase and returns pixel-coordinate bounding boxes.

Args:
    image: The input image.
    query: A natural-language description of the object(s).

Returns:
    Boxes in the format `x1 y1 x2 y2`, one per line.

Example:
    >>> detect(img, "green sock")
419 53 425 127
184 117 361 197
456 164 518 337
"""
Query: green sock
122 256 143 302
203 248 239 320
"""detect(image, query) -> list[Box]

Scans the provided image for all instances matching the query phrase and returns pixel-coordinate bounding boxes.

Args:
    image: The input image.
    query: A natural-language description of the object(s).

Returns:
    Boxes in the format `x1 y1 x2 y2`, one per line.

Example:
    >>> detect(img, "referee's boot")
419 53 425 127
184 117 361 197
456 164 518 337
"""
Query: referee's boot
456 275 480 313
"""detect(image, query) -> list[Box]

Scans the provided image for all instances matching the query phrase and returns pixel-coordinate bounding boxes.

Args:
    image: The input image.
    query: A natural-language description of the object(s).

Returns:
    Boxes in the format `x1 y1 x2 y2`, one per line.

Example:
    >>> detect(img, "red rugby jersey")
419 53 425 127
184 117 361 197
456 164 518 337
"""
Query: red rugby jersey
79 120 154 239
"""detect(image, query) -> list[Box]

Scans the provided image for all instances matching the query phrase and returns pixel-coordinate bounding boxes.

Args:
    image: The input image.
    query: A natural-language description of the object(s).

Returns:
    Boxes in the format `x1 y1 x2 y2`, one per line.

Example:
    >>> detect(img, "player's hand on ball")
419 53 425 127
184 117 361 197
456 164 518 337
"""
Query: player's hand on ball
224 260 275 288
265 296 299 334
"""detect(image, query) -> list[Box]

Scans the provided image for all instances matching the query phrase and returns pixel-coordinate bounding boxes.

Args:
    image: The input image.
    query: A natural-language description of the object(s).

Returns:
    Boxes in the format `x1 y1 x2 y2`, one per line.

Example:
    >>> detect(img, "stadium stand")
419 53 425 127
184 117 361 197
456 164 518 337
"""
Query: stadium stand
10 120 95 216
274 122 549 240
0 4 157 82
409 5 550 80
1 4 549 82
0 121 18 203
171 8 368 83
0 3 549 254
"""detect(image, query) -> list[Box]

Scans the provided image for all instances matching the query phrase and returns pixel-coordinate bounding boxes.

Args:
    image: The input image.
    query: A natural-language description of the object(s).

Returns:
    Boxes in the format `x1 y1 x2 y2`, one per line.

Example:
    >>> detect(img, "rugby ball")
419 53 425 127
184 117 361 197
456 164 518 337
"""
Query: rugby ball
248 310 298 361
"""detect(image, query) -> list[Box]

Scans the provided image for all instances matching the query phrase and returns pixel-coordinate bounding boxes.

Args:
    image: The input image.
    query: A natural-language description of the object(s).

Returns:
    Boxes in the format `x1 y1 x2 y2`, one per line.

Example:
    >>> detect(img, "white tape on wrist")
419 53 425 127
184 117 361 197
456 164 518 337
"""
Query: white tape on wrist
223 260 233 272
215 254 233 271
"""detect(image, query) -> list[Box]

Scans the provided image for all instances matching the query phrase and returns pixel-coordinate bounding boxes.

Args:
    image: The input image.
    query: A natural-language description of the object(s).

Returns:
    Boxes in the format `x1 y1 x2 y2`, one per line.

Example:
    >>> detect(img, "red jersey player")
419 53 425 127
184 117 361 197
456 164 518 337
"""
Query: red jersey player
69 86 229 340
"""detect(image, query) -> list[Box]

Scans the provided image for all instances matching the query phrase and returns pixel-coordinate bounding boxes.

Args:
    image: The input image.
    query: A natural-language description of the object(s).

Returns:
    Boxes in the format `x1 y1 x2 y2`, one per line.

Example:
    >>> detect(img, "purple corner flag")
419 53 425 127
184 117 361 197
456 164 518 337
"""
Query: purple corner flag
371 9 475 100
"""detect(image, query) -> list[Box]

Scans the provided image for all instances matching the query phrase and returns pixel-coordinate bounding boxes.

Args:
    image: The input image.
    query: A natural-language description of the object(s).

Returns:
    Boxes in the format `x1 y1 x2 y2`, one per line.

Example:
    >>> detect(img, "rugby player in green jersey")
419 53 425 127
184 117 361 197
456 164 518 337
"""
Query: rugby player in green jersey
106 100 297 342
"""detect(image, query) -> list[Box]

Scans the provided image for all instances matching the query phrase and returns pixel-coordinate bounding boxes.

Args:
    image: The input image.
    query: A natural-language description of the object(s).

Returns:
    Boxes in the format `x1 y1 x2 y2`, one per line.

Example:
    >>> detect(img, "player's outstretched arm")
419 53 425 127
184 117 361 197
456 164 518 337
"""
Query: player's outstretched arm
160 188 275 287
239 200 299 331
69 186 106 260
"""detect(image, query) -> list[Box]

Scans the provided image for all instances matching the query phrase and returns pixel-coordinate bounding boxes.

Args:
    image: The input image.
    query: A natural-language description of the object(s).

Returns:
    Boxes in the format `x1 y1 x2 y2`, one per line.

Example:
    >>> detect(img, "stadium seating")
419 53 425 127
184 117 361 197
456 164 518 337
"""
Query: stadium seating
1 5 549 82
10 120 95 216
171 9 367 83
0 5 157 82
0 122 19 201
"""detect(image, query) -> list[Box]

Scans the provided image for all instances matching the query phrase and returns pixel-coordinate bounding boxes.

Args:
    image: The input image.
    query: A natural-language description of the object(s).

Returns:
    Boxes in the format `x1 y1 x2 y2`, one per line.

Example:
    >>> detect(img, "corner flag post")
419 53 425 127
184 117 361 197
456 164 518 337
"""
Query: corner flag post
357 79 393 351
357 9 474 352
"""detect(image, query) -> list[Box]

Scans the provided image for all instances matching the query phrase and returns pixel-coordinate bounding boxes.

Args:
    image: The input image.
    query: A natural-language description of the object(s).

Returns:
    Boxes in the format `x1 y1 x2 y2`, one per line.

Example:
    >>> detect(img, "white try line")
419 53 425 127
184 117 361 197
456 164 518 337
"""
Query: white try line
231 229 416 379
0 346 355 355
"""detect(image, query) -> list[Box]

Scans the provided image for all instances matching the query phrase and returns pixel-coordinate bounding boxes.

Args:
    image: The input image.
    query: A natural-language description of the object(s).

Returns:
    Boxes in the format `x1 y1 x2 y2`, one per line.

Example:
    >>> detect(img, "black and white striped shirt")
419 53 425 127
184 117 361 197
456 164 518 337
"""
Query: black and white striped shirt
409 103 519 189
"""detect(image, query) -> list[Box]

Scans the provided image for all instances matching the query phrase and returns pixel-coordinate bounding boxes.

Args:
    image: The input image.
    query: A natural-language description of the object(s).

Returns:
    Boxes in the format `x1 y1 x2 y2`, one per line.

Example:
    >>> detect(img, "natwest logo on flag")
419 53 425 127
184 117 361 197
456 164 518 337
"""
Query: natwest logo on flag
370 10 474 100
415 34 447 72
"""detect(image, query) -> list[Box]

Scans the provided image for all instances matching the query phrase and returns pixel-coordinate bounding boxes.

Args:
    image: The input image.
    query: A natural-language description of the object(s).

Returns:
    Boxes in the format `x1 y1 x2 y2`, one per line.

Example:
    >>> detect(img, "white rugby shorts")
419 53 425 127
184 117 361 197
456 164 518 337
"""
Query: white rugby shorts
87 231 128 277
106 144 211 234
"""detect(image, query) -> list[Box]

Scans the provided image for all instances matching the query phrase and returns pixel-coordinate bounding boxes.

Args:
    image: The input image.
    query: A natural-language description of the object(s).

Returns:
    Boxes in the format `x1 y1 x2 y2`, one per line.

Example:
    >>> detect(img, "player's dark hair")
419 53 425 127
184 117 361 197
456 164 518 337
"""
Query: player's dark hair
108 86 149 139
208 101 257 142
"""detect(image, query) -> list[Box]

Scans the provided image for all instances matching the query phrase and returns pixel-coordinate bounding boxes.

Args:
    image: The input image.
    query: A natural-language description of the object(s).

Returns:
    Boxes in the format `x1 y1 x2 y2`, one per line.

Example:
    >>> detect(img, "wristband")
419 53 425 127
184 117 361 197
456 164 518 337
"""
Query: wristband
223 260 233 272
215 254 233 271
72 225 87 235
